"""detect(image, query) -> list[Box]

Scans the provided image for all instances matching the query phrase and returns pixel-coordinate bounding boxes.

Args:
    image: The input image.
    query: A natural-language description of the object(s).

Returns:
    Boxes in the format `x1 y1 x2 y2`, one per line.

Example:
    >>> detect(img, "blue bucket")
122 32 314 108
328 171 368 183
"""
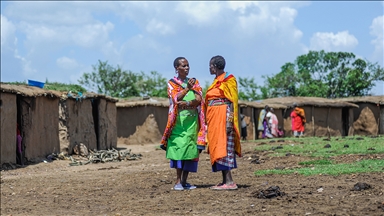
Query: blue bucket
28 79 45 88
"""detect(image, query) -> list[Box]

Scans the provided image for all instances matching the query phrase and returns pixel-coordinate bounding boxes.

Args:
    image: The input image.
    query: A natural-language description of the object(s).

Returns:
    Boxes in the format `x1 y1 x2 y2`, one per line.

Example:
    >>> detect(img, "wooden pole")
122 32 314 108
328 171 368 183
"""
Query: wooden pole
312 106 315 137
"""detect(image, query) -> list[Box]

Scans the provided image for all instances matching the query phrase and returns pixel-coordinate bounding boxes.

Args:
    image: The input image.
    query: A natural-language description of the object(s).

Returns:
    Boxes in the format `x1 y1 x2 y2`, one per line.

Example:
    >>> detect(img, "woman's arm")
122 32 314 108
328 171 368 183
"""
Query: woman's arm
176 87 190 101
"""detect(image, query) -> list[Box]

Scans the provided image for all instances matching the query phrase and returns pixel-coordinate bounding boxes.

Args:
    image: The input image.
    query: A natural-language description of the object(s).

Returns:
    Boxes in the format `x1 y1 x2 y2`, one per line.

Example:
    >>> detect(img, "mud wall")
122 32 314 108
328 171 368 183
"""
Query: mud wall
283 106 343 137
0 93 17 164
97 99 117 150
20 96 60 161
117 106 168 138
240 106 254 140
59 99 97 154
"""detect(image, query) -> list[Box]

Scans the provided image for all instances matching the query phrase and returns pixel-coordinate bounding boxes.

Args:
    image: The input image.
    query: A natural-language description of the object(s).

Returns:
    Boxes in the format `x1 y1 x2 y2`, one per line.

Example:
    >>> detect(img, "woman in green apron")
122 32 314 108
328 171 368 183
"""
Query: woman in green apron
160 57 207 191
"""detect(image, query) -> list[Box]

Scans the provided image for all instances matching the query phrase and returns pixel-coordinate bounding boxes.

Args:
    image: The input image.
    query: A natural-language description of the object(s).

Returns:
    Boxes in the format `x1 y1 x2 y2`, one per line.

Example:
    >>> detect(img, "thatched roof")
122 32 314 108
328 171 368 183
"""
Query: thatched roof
0 83 62 98
258 96 359 108
239 100 286 109
117 97 169 107
75 92 119 102
117 97 287 109
336 95 384 105
0 83 118 102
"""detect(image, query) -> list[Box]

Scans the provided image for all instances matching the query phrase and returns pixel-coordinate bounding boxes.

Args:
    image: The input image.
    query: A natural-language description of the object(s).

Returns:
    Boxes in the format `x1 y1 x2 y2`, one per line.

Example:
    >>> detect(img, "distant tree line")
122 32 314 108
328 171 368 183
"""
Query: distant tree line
78 60 168 98
78 50 384 99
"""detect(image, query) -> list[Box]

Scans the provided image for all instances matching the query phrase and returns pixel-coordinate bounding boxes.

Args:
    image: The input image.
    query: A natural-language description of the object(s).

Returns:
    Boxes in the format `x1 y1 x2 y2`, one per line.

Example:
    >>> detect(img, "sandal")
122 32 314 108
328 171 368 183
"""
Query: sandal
211 183 238 190
210 183 224 189
182 183 197 190
173 183 184 191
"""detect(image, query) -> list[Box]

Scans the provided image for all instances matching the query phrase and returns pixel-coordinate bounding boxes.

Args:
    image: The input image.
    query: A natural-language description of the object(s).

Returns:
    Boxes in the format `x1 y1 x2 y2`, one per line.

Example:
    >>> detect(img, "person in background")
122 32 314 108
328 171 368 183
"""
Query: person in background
205 55 241 190
160 57 206 191
16 123 23 165
257 105 269 139
240 113 247 141
290 102 306 137
266 108 279 138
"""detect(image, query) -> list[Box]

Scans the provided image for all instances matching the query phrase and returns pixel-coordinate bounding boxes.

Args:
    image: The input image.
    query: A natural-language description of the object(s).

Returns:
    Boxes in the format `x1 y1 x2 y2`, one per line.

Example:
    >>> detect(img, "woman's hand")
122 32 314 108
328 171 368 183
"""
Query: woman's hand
177 101 189 107
226 112 234 134
187 78 196 89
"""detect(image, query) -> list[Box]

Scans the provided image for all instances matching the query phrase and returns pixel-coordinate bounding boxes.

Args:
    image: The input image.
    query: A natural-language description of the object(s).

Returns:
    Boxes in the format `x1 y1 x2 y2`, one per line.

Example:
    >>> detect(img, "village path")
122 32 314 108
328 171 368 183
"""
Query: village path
1 141 384 215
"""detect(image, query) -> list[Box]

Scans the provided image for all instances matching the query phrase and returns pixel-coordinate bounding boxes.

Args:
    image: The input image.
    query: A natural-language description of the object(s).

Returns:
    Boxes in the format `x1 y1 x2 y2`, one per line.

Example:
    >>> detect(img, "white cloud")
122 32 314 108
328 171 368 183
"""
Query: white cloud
227 1 258 14
3 2 96 26
18 21 114 49
72 22 114 48
369 15 383 64
56 57 79 70
309 31 358 52
13 46 37 76
1 15 16 48
146 19 174 35
175 2 222 26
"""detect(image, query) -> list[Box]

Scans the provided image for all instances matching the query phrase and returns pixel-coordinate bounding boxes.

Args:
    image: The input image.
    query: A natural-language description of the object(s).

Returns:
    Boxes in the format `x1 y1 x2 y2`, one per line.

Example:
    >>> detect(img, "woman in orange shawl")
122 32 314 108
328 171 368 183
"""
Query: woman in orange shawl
205 55 241 190
160 57 206 191
290 102 306 137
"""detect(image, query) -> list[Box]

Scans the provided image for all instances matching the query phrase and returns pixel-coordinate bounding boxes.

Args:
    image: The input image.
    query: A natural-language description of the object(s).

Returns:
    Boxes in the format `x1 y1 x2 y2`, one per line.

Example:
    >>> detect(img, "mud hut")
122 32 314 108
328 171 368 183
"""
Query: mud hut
259 97 358 137
0 83 61 165
337 96 384 135
59 92 118 154
116 97 169 145
239 101 287 139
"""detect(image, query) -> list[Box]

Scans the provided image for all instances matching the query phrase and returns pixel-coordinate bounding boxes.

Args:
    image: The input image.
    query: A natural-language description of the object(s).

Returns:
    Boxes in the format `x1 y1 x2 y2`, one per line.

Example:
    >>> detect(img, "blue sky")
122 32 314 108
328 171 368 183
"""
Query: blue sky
1 1 383 95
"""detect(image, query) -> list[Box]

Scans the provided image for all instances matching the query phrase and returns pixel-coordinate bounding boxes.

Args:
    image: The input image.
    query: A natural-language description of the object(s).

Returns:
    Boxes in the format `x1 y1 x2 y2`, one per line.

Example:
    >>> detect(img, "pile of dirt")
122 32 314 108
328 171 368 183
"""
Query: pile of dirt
353 107 378 135
118 114 162 145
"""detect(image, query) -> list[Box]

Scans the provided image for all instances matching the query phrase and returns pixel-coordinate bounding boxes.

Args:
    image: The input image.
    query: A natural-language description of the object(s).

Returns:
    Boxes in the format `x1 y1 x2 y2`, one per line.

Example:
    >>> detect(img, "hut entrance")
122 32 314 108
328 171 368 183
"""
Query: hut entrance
16 95 24 166
341 107 349 136
92 98 100 150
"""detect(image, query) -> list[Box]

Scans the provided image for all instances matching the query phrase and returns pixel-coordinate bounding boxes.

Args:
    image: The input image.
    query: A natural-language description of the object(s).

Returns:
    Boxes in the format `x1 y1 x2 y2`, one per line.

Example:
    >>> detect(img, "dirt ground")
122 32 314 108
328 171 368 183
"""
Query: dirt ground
1 140 384 216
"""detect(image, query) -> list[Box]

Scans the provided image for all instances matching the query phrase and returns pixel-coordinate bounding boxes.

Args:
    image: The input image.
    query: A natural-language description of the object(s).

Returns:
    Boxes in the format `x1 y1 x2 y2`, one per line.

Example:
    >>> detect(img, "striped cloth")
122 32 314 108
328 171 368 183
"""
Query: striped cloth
215 105 235 168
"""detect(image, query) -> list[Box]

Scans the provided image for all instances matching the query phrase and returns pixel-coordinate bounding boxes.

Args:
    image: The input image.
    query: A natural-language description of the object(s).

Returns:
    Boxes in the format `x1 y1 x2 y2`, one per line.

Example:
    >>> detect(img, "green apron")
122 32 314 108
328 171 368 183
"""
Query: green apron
166 87 199 160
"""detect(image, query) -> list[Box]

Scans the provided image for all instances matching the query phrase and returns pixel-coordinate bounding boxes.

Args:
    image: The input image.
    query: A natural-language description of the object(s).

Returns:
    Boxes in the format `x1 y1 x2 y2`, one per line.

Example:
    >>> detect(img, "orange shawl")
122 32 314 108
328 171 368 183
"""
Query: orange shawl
205 72 241 164
160 77 206 147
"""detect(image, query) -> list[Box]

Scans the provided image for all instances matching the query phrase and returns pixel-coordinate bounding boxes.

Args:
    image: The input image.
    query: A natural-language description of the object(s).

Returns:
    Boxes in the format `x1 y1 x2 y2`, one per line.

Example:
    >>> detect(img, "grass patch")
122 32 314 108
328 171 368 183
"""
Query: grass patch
254 136 384 157
298 159 332 166
44 81 87 93
255 159 384 176
5 81 28 85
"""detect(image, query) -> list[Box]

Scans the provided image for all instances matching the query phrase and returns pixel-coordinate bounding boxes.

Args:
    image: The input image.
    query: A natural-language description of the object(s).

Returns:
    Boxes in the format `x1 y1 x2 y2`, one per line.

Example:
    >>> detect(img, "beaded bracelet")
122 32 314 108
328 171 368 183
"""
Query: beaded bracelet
227 116 234 123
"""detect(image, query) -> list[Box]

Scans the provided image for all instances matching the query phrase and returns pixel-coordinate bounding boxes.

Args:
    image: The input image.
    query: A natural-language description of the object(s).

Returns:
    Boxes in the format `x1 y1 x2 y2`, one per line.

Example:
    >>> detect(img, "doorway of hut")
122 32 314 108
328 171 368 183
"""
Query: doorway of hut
341 107 350 136
91 98 100 150
16 95 24 166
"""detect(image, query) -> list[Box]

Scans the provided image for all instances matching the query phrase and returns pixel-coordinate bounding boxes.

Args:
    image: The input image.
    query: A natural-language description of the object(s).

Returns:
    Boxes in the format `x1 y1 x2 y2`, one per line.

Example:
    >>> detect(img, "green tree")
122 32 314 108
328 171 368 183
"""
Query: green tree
202 80 211 97
78 60 169 98
262 62 298 98
238 77 262 101
136 71 168 98
78 60 141 98
263 50 384 98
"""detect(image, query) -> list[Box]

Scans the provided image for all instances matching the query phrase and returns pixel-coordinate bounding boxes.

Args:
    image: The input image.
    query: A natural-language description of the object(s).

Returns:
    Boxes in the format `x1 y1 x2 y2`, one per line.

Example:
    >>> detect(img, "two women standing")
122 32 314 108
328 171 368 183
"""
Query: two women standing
160 55 241 191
